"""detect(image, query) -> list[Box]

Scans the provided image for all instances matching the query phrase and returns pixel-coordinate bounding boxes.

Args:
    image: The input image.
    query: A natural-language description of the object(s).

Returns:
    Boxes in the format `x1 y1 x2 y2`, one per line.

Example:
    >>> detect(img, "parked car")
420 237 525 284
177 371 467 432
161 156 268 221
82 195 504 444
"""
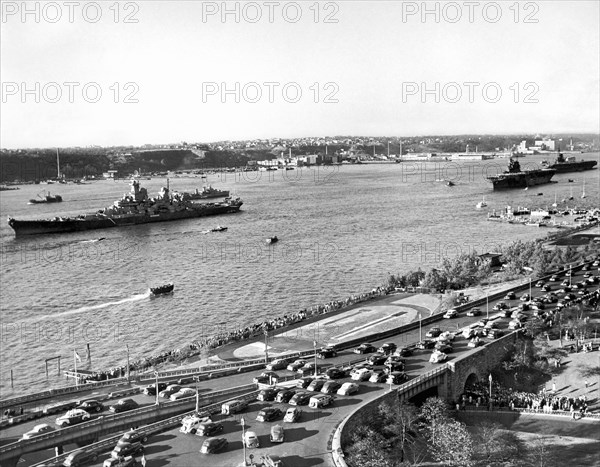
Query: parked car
262 454 284 467
158 384 181 399
369 371 388 383
266 358 288 371
378 343 397 354
56 409 91 427
253 371 279 384
298 366 318 377
21 423 54 440
337 382 359 396
177 376 196 385
287 359 307 371
462 327 483 339
109 399 138 413
351 368 372 381
493 302 507 311
296 377 313 389
520 293 530 302
321 381 342 394
283 407 302 422
317 347 337 359
111 441 144 459
487 328 504 339
63 449 99 466
508 320 522 329
443 309 458 319
505 291 516 300
415 339 436 349
426 326 442 337
200 437 228 454
429 350 448 363
394 347 413 357
221 399 248 415
270 424 285 443
103 455 140 467
243 431 259 448
367 353 387 365
468 338 483 348
275 389 296 403
434 343 453 354
196 422 224 437
77 399 104 413
307 379 326 392
170 388 196 401
257 388 278 401
466 308 481 317
353 343 377 354
289 392 311 406
386 371 408 385
541 284 552 292
309 394 334 408
325 368 347 379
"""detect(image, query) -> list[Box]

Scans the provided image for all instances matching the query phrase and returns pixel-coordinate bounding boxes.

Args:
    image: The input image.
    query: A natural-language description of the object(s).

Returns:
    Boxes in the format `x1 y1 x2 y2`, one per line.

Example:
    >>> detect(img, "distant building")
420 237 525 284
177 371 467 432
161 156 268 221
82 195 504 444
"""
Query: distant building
534 139 556 151
102 170 119 179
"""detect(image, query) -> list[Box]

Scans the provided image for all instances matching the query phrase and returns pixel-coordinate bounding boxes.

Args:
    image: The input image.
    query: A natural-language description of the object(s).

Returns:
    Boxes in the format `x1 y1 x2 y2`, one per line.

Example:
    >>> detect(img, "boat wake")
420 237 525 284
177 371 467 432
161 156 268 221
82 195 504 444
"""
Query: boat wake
39 292 151 320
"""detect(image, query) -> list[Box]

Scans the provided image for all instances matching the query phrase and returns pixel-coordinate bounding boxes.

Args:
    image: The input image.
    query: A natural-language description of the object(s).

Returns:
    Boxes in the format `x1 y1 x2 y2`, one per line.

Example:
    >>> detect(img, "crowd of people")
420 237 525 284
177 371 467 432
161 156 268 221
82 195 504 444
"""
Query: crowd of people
73 285 394 383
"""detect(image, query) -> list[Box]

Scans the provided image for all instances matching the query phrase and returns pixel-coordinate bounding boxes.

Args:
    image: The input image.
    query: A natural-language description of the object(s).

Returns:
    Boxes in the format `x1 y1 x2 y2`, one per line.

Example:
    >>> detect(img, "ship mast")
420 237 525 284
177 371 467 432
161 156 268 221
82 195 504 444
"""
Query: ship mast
56 148 60 179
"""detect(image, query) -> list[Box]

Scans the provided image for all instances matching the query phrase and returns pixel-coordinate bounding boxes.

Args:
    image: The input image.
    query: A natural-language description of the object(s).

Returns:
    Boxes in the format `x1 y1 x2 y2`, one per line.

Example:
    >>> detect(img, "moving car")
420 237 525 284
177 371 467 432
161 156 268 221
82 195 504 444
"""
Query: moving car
55 409 91 427
283 407 302 422
378 343 397 354
270 424 285 443
180 414 212 434
337 382 359 396
434 343 453 354
110 441 144 459
487 328 504 339
287 359 308 371
76 399 104 413
275 389 296 403
367 353 387 365
466 308 481 317
200 437 229 454
520 293 530 302
142 382 168 396
317 346 337 359
468 338 483 348
63 449 99 466
429 350 448 363
394 347 413 357
158 384 181 399
353 343 377 354
196 422 224 437
386 371 407 385
109 399 138 413
103 456 140 467
415 339 436 349
266 358 288 371
21 423 54 440
492 302 507 311
443 309 458 319
170 388 196 401
243 431 260 448
289 392 311 406
253 371 279 384
309 394 334 408
425 327 442 337
221 400 248 415
505 291 516 300
438 331 455 341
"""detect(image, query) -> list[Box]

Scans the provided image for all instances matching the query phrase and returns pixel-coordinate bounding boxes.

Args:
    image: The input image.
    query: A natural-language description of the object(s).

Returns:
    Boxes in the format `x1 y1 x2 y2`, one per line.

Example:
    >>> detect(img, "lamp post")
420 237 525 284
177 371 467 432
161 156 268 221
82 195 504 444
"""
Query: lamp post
241 416 247 466
263 328 269 364
313 340 318 377
387 363 393 392
486 293 489 320
488 373 493 410
418 312 422 342
529 277 532 300
569 265 572 287
154 371 159 406
126 344 130 384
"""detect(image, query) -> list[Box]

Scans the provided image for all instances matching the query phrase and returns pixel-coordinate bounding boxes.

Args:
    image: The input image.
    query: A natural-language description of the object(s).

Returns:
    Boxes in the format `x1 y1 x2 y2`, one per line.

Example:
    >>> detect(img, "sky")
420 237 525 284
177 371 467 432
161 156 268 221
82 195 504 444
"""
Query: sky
1 0 599 148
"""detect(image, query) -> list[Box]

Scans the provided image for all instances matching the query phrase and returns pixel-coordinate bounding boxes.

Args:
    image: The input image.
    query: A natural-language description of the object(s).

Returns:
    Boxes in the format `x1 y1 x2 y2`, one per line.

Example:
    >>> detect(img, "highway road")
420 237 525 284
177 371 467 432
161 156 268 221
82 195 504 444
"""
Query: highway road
3 262 599 466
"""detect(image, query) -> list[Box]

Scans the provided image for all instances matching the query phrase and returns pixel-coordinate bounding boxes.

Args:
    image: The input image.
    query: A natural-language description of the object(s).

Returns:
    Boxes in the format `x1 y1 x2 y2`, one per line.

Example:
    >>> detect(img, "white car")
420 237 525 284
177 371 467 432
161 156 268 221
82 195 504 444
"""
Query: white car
170 388 196 401
55 408 91 427
21 423 55 439
351 368 372 381
266 359 288 371
429 350 448 363
508 320 522 329
243 431 260 448
337 382 359 396
443 309 458 319
438 331 455 341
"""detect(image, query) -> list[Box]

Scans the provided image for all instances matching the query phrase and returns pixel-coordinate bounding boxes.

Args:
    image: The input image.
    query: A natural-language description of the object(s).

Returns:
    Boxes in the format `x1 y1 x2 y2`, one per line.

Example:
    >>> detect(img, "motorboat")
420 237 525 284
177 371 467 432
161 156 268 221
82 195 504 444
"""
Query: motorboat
476 196 487 209
210 226 227 232
266 236 278 244
150 283 174 296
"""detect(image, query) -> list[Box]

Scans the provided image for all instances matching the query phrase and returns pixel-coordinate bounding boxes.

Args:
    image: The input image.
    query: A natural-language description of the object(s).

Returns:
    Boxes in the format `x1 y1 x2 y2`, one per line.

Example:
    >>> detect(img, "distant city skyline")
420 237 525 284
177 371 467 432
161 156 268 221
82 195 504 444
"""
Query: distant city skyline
1 1 599 148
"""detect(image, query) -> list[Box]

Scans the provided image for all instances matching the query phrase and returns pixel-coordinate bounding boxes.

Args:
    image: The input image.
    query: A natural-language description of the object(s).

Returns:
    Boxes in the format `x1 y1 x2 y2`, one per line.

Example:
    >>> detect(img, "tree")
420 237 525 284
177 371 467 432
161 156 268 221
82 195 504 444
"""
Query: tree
346 426 398 467
419 397 450 444
428 419 474 467
378 401 420 462
527 435 553 467
474 421 527 466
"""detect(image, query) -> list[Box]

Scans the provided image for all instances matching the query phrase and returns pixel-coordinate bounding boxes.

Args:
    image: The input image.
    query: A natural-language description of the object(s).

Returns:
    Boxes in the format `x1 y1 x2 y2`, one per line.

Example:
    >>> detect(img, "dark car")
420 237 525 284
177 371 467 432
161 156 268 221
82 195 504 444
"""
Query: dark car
298 366 318 377
466 308 482 317
197 422 224 437
394 347 413 357
253 371 279 384
200 437 228 454
275 389 296 403
257 388 278 401
76 399 104 414
386 371 408 385
289 392 311 406
505 291 516 300
109 399 139 413
415 339 436 350
296 377 313 389
435 343 453 354
384 362 406 374
307 379 326 392
426 326 442 337
256 407 283 422
492 302 508 311
367 353 387 365
325 368 347 379
353 343 377 354
321 381 342 394
378 343 397 355
119 429 149 444
487 328 504 339
111 441 144 459
63 449 99 467
317 347 338 359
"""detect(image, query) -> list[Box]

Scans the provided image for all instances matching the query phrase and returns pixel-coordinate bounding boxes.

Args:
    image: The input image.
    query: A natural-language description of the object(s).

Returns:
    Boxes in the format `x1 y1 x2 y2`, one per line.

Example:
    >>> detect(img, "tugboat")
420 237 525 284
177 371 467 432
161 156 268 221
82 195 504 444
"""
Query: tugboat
542 153 597 173
28 191 63 204
266 236 278 244
8 179 243 237
210 225 228 232
487 159 555 190
150 283 174 296
476 196 487 209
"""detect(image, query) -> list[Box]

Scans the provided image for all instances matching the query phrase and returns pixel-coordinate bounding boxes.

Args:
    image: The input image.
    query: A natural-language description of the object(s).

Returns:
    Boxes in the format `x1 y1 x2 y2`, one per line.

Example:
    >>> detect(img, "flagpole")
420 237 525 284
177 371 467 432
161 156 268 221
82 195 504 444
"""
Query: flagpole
74 350 78 387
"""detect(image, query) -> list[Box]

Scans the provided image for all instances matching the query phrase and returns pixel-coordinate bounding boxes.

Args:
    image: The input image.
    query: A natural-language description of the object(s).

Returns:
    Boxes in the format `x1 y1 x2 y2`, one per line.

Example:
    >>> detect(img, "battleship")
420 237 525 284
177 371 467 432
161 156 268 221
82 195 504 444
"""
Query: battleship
8 180 243 236
487 159 555 190
541 153 598 173
182 185 230 200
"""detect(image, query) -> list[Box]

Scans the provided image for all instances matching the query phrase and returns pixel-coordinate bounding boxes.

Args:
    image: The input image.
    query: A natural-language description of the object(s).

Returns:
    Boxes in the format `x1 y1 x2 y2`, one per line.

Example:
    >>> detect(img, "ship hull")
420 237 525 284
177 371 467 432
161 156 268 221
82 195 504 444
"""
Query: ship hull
8 203 242 237
549 161 597 173
487 170 555 190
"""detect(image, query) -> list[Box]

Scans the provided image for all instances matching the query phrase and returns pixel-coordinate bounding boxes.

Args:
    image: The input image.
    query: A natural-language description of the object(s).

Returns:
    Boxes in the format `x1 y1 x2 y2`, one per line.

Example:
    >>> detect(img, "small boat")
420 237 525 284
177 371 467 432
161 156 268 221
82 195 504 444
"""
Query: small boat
28 191 63 204
568 179 574 182
536 193 543 196
446 181 454 187
476 196 487 209
581 179 586 199
150 283 174 296
266 236 278 244
210 225 228 232
552 194 558 208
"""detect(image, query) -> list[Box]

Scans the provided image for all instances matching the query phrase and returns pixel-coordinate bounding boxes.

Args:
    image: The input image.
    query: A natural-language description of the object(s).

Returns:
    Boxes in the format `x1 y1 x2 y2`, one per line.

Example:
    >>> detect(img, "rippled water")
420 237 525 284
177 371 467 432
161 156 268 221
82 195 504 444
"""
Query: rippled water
1 155 598 394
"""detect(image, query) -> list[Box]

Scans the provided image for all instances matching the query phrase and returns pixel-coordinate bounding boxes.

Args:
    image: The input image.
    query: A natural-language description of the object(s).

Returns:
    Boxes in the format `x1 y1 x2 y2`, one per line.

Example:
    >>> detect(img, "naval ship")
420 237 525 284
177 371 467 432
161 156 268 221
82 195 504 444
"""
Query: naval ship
541 153 598 173
8 180 243 236
487 159 556 190
181 186 230 200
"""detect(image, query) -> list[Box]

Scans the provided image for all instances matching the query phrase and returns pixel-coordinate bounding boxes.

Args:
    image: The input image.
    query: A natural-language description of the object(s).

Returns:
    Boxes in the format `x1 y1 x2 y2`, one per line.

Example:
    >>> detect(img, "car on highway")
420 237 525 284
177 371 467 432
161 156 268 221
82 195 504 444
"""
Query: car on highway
266 358 289 371
76 399 104 413
270 424 285 443
415 339 436 349
468 338 483 348
170 388 196 401
486 328 504 339
257 388 278 401
508 320 523 329
317 346 338 359
367 353 387 365
321 381 342 394
505 291 516 300
520 293 530 301
462 327 483 339
484 320 499 329
386 371 408 385
434 343 453 354
287 359 308 371
142 382 168 396
518 303 529 311
394 347 413 357
196 422 224 437
443 309 458 319
493 302 508 311
102 455 141 467
426 326 442 337
221 400 248 415
253 371 279 384
200 437 229 454
309 394 334 408
180 415 212 434
289 392 311 406
385 354 406 365
111 441 144 459
21 423 55 440
275 389 296 403
159 384 181 398
55 408 91 427
541 284 552 292
63 449 99 466
429 350 448 363
298 365 319 377
108 399 139 413
283 407 302 422
378 343 397 354
325 367 348 379
549 275 558 281
438 331 455 341
177 376 196 385
466 308 482 317
353 343 377 354
243 431 260 448
337 382 360 396
307 379 327 392
296 377 314 389
369 370 388 383
351 368 372 381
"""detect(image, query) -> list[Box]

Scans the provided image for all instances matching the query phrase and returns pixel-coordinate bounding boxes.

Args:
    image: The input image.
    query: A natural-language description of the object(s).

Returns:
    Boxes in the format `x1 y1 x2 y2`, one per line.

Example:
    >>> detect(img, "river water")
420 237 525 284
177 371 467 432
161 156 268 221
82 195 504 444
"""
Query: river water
1 154 598 395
